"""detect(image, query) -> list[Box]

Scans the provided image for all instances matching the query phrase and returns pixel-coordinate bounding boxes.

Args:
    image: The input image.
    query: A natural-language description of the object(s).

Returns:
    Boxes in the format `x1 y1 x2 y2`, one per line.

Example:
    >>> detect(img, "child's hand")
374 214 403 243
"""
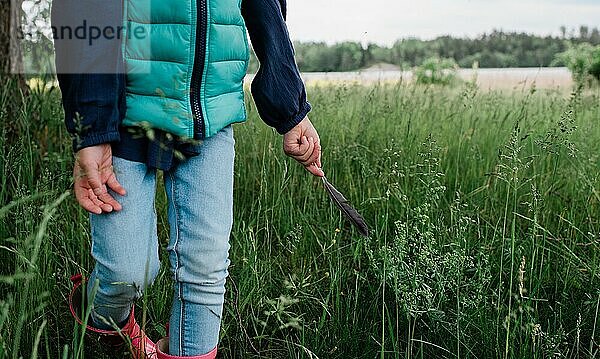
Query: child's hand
73 144 126 214
283 116 324 177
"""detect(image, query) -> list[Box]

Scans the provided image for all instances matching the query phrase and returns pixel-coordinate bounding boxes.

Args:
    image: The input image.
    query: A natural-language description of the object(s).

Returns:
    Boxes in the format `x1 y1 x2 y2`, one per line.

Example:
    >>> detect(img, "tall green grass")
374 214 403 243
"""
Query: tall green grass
1 78 599 358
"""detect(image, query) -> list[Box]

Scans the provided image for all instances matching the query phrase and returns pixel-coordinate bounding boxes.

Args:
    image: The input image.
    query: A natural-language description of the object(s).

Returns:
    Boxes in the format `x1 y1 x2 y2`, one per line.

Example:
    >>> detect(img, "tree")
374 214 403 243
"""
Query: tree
1 0 28 202
579 25 589 40
414 57 458 85
283 27 599 72
0 0 27 91
591 28 600 44
335 42 364 71
560 26 567 39
554 43 600 84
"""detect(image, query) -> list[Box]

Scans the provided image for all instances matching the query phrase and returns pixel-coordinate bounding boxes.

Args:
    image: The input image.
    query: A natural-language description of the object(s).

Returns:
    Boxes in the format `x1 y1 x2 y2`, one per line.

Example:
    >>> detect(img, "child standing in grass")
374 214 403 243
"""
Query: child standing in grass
52 0 323 357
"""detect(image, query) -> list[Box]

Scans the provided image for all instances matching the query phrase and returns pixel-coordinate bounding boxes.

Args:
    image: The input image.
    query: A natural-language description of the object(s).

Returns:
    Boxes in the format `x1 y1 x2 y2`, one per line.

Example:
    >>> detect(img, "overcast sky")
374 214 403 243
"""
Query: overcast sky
285 0 600 46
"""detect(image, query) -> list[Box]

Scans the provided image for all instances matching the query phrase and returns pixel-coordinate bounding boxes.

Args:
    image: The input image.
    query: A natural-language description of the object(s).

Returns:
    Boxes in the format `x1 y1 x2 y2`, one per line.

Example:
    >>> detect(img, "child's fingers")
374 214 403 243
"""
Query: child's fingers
315 143 322 169
305 163 325 177
88 189 104 207
297 137 319 166
88 188 114 213
294 138 315 164
73 161 115 214
87 170 120 212
303 146 320 167
106 172 127 197
75 187 102 214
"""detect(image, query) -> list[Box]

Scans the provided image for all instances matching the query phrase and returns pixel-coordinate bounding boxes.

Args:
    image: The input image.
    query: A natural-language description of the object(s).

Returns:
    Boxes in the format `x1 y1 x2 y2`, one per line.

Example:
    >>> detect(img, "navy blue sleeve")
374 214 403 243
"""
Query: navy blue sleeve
52 0 125 152
241 0 312 135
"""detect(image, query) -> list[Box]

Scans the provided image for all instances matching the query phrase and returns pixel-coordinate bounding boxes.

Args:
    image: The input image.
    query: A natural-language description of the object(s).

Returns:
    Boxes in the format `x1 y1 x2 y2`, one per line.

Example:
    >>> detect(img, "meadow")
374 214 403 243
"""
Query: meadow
0 78 599 358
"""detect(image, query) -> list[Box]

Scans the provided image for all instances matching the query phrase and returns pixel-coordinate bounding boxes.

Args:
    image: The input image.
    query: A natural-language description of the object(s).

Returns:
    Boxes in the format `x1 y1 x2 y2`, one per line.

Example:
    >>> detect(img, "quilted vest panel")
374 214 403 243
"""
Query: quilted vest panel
121 0 249 139
202 0 249 137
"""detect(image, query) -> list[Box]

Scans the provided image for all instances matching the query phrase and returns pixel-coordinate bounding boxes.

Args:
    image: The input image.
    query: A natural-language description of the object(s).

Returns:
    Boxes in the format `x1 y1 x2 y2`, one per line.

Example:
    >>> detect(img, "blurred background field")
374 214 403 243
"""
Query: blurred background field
247 67 574 90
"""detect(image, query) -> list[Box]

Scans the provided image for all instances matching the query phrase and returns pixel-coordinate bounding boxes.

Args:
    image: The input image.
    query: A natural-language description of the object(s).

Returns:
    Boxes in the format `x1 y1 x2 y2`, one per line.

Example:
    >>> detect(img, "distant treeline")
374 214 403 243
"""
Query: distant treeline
248 26 600 72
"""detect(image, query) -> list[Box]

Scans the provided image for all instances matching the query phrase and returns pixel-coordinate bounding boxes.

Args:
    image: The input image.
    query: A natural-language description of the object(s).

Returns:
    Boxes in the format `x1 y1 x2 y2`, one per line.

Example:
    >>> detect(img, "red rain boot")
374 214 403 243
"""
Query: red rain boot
155 338 217 359
68 273 157 359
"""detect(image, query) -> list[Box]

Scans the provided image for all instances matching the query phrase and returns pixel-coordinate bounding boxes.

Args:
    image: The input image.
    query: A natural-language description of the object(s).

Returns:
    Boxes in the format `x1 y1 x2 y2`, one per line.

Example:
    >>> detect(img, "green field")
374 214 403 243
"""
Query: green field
1 79 599 358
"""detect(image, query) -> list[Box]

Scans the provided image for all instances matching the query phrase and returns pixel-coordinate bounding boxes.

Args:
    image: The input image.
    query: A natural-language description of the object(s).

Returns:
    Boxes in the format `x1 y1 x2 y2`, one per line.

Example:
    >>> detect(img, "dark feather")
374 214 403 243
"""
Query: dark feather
322 176 369 237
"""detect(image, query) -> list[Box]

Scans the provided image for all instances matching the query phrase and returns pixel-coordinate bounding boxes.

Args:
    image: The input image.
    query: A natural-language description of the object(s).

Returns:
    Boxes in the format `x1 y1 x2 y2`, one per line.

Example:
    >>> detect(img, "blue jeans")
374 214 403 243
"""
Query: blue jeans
86 125 235 356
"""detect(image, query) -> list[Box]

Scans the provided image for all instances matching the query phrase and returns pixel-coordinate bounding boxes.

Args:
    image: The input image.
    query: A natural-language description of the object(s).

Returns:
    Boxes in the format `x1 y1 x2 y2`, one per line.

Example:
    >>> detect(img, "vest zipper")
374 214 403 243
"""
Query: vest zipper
190 0 208 139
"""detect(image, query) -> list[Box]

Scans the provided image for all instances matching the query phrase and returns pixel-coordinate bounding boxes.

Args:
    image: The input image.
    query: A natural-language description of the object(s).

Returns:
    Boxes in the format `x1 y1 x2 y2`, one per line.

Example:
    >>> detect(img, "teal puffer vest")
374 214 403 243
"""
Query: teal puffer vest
121 0 250 139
